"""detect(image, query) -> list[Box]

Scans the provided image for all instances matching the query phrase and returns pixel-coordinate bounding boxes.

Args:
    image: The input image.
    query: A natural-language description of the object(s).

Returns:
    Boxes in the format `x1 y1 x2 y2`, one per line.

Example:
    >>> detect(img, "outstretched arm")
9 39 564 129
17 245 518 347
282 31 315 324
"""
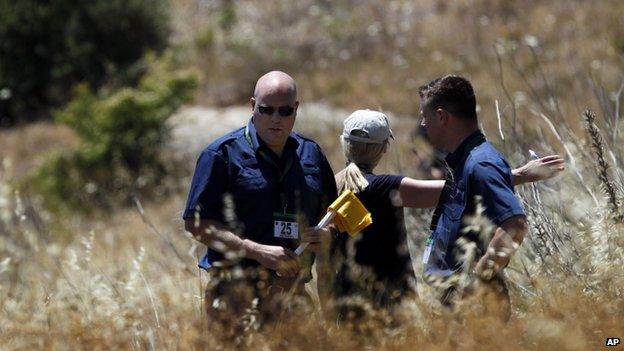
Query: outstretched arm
398 155 565 209
399 178 445 208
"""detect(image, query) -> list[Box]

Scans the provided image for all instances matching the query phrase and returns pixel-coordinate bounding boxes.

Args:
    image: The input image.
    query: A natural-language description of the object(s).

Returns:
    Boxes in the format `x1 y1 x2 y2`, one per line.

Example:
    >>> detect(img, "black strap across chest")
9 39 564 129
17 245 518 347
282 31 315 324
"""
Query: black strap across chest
429 135 486 231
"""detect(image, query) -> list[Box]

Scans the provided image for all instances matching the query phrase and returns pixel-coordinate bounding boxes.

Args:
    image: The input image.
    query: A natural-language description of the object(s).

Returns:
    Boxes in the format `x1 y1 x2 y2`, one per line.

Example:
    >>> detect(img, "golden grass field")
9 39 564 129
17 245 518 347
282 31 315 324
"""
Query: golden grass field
1 0 624 350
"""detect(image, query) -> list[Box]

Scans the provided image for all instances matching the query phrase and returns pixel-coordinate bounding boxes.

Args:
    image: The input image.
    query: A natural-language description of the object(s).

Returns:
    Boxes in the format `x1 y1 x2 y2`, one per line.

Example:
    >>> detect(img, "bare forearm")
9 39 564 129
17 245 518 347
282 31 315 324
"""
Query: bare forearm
482 228 516 268
476 216 527 278
306 226 333 308
511 168 524 186
399 178 446 208
184 219 259 260
314 258 332 311
184 219 301 276
511 167 535 186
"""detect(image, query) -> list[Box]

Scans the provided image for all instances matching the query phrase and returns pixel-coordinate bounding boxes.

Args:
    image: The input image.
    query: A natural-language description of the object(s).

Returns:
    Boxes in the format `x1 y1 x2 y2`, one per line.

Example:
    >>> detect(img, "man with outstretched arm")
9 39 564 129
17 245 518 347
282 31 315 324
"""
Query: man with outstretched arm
419 75 529 320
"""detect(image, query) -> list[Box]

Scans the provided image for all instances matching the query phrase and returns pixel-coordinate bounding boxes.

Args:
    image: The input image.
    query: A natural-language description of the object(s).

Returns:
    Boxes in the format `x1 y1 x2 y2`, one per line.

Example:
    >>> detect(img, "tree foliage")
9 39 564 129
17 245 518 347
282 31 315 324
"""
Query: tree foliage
0 0 169 125
33 55 197 212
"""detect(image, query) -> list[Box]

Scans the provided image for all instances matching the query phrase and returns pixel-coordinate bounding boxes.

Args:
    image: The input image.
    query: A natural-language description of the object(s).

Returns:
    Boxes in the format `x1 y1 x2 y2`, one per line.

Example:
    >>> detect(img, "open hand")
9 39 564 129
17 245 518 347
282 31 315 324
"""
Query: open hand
515 155 565 183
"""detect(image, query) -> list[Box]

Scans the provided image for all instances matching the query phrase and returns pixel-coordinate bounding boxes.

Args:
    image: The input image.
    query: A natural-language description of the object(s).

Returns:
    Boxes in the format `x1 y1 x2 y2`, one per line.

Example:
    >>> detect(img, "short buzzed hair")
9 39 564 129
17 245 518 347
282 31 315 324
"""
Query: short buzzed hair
419 75 477 121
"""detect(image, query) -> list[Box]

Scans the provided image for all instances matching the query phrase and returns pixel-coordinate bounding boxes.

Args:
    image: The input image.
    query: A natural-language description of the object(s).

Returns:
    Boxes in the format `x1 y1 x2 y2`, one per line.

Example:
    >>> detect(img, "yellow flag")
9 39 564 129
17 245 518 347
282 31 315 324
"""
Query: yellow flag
329 190 372 236
294 190 372 256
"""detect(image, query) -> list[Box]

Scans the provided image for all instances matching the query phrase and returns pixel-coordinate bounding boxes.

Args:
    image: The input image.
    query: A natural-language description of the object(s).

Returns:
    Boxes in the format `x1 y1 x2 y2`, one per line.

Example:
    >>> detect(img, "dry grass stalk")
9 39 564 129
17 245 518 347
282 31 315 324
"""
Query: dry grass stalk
583 109 623 223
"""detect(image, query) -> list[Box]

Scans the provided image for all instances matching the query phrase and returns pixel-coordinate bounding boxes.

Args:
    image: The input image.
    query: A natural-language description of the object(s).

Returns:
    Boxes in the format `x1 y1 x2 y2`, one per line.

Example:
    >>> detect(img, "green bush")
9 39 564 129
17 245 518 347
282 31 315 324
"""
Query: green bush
0 0 169 125
33 55 197 212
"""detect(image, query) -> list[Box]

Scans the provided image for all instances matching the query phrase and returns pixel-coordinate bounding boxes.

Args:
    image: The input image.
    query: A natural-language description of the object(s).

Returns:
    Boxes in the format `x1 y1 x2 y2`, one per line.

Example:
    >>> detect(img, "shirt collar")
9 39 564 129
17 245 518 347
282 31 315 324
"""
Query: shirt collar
444 130 486 169
245 118 299 154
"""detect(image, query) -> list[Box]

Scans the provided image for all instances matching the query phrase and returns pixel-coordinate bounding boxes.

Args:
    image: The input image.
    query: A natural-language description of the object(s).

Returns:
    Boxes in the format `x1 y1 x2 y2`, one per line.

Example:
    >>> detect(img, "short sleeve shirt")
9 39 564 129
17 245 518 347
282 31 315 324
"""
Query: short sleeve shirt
334 172 411 281
424 131 525 279
183 119 337 270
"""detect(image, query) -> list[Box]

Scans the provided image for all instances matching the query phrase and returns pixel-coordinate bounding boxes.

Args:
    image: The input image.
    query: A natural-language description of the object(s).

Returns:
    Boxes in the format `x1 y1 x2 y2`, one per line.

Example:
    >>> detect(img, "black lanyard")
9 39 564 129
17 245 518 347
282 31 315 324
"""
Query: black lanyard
429 170 454 231
245 125 294 213
429 134 486 231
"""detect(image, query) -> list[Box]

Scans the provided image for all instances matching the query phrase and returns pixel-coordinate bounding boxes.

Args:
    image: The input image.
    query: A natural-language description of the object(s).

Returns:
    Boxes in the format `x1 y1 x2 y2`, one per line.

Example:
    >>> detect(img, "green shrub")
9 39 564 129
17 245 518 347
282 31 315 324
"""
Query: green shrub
0 0 169 125
33 54 197 212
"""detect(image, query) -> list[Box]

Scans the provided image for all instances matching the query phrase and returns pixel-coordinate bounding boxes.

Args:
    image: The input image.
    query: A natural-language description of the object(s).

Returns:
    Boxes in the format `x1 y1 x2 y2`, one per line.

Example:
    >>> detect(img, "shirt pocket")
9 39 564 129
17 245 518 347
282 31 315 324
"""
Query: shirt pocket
445 184 466 220
438 195 466 256
445 199 466 220
302 163 322 193
234 159 268 190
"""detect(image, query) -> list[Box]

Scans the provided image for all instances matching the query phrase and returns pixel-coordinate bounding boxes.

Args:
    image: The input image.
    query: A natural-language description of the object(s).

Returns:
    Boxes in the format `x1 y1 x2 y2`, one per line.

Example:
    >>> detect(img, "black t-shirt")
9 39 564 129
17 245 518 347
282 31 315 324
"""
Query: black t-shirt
335 172 411 281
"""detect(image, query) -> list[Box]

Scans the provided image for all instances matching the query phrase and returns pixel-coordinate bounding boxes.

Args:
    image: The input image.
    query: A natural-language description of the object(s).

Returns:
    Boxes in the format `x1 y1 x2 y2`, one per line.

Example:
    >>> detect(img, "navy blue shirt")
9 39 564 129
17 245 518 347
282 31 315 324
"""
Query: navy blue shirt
183 119 337 270
333 172 414 305
424 131 525 280
334 172 412 281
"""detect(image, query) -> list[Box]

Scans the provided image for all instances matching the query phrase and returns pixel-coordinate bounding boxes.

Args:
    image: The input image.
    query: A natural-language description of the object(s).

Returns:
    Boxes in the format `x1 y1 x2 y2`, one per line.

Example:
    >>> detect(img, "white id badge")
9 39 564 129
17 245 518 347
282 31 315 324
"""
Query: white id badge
422 237 434 264
273 212 299 239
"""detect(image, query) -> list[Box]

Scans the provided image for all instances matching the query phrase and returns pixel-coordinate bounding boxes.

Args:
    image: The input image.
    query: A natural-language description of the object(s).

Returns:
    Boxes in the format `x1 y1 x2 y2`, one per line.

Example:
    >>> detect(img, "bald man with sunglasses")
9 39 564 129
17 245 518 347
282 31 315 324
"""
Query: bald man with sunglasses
183 71 337 331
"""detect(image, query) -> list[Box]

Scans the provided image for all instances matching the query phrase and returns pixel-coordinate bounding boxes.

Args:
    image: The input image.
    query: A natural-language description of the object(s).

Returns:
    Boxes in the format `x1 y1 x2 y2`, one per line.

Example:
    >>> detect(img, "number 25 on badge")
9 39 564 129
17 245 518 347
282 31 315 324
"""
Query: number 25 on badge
273 212 299 239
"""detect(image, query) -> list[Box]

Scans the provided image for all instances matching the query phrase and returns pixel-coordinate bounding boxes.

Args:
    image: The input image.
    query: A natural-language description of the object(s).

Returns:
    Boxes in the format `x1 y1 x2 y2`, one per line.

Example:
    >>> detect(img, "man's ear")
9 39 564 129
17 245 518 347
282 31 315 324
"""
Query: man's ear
250 98 256 122
435 108 449 125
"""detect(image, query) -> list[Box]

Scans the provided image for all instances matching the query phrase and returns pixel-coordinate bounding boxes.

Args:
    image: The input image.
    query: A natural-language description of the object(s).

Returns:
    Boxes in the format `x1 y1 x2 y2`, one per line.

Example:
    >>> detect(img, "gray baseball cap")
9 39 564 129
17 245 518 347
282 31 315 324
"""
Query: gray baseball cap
342 109 394 144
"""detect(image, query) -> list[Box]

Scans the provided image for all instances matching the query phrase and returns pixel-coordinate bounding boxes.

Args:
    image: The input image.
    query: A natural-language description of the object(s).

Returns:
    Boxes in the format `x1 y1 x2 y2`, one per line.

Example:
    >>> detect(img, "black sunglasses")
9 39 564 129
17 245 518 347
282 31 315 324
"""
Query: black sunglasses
257 105 295 117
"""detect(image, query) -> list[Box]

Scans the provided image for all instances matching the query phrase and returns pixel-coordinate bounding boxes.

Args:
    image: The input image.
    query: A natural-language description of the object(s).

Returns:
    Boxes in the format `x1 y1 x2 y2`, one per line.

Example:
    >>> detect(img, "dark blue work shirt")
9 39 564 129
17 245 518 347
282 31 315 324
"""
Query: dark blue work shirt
424 131 525 280
183 119 337 270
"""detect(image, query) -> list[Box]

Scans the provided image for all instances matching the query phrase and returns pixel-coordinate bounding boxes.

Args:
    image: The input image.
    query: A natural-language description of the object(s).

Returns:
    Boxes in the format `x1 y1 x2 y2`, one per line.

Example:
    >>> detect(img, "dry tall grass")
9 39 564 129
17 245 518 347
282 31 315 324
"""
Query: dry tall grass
1 104 622 350
2 0 624 349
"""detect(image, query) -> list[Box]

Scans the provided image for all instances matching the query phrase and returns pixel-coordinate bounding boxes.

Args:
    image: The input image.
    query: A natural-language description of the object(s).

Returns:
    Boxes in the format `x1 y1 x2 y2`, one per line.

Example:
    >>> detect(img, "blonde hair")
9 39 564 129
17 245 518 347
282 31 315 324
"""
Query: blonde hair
335 137 387 194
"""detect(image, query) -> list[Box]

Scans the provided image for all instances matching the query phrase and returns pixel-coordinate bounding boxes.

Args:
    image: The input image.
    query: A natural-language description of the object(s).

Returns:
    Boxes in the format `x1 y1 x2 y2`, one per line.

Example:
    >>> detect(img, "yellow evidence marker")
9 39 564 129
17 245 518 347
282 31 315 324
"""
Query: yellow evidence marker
294 190 372 255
